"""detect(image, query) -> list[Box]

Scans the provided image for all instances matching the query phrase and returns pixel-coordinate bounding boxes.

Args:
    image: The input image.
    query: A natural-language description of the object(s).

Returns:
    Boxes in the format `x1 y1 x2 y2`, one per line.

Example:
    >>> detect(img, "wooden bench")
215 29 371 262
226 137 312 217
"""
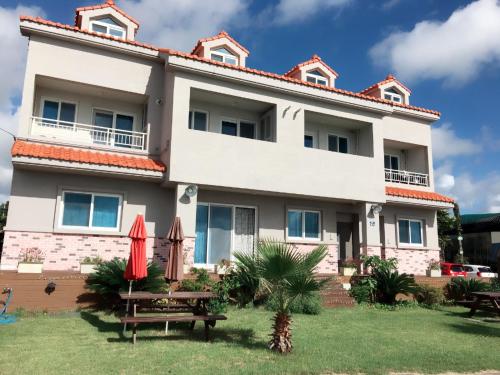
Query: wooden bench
120 314 227 344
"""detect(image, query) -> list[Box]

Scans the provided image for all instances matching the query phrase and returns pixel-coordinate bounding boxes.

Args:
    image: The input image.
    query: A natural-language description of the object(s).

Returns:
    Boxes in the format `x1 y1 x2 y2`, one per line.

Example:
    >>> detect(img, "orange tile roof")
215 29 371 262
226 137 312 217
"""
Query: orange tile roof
19 16 440 117
75 0 140 28
12 140 166 173
191 30 250 55
360 74 412 95
285 54 339 78
386 186 454 203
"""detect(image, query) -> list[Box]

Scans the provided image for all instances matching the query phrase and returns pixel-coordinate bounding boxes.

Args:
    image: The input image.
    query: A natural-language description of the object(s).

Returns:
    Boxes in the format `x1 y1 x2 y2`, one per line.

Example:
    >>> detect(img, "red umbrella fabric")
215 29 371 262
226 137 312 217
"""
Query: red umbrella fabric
165 216 184 282
124 214 148 281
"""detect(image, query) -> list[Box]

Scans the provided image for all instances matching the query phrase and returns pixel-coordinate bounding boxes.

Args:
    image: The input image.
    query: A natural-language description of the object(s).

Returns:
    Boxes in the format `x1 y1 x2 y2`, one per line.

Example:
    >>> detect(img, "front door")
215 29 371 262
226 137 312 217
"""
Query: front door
337 222 354 261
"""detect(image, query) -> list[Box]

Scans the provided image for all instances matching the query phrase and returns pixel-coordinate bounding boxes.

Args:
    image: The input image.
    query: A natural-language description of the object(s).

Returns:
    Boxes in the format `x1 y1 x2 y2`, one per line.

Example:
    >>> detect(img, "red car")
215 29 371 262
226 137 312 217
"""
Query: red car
440 262 467 277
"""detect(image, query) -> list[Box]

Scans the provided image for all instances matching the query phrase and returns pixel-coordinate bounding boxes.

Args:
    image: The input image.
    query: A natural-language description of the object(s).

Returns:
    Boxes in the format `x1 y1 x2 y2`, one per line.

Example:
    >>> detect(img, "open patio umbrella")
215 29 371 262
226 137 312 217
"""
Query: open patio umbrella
165 216 184 282
123 213 147 333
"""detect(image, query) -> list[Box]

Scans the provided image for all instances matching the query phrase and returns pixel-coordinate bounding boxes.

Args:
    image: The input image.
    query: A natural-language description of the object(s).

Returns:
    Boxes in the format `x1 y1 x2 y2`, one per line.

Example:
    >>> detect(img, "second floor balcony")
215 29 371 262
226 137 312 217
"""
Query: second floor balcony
384 139 430 187
384 168 429 186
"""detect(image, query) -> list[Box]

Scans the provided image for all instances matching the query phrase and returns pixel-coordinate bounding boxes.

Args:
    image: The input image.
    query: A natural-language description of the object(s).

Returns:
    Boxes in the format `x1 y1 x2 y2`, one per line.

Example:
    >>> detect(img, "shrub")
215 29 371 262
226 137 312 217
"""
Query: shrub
231 252 263 307
178 268 212 292
265 292 322 315
428 260 441 271
373 268 417 305
81 256 103 265
350 277 376 304
414 284 444 305
19 247 44 263
446 277 489 301
490 277 500 292
86 258 165 296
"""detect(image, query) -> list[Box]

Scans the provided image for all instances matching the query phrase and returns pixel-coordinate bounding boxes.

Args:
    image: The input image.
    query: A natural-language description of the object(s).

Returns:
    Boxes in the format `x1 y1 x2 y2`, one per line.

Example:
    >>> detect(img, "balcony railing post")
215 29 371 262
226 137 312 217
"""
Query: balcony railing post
384 168 429 187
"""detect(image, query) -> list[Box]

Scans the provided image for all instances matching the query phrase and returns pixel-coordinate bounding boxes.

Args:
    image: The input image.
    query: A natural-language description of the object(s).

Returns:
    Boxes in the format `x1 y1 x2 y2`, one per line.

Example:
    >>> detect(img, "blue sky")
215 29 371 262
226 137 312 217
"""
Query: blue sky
0 0 499 212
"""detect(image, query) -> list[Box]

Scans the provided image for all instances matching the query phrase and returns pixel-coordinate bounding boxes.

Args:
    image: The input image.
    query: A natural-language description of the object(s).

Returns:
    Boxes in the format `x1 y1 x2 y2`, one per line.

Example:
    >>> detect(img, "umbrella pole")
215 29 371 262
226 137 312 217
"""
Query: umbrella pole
123 281 133 334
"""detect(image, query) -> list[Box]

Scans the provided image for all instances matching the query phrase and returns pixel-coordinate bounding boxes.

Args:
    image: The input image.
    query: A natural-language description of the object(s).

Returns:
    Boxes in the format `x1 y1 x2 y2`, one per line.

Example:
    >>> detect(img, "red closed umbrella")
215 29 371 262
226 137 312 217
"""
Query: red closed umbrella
123 214 147 333
165 216 184 282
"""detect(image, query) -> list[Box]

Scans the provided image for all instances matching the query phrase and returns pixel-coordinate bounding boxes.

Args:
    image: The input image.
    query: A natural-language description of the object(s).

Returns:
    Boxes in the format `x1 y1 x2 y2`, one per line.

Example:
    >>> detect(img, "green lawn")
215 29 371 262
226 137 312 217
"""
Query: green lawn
0 306 499 375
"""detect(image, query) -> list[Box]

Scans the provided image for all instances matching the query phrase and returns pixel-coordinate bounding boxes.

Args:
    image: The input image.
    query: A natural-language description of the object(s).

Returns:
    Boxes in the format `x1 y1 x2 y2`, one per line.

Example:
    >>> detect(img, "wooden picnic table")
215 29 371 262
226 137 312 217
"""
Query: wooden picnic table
468 292 500 317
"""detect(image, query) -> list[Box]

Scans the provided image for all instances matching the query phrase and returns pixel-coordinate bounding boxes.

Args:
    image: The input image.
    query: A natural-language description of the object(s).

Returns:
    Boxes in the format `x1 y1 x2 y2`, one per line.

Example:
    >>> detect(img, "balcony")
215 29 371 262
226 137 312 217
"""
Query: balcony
30 116 149 151
385 168 429 186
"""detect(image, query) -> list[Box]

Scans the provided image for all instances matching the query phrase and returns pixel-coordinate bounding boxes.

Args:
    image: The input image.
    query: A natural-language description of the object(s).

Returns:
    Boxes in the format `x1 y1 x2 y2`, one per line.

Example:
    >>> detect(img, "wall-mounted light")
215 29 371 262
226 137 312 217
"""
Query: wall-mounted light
184 184 198 198
370 204 383 215
155 98 163 105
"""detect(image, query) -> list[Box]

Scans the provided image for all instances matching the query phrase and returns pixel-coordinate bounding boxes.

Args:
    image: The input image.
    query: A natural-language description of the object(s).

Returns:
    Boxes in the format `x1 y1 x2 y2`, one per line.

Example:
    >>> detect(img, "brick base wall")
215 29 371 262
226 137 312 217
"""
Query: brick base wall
293 243 338 274
383 247 440 276
0 231 196 272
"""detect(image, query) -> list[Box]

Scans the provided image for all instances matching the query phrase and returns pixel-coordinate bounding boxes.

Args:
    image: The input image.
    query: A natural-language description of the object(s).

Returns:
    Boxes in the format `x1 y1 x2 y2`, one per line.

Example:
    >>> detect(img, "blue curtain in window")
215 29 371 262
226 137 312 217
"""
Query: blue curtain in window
43 101 59 124
305 212 319 238
59 103 76 123
410 221 422 244
208 206 232 264
398 220 410 243
62 193 91 226
194 205 209 264
288 211 302 237
93 196 119 228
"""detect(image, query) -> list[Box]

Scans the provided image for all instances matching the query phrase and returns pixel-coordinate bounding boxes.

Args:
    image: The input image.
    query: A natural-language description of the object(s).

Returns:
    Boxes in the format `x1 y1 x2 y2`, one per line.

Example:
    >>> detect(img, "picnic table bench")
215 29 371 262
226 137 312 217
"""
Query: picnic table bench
467 292 500 317
119 291 227 344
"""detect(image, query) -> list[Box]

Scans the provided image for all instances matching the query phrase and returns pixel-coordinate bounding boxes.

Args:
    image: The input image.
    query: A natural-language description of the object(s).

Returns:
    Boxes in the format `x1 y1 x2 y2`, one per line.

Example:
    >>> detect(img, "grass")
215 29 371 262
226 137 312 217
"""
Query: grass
0 305 499 375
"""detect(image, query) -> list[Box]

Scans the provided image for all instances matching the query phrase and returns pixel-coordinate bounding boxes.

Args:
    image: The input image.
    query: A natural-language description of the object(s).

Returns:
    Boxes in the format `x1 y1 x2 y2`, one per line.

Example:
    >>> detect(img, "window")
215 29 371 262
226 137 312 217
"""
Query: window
93 109 135 148
384 154 400 170
384 88 403 103
90 17 125 39
304 133 315 148
306 70 328 86
398 219 423 245
221 119 256 139
188 110 208 131
259 114 273 141
210 47 238 65
194 204 256 265
60 191 121 230
328 134 349 154
288 210 321 240
41 99 76 125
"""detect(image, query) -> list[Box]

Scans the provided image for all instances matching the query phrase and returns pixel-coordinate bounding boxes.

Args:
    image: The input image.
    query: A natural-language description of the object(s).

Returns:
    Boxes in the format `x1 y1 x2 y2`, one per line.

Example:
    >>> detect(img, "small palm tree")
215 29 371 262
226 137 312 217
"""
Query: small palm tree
234 240 328 354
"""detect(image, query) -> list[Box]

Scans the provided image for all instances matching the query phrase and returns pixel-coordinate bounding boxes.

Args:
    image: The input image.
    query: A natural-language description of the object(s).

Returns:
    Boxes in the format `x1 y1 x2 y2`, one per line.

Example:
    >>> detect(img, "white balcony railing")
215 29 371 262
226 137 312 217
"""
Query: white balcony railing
385 168 429 186
30 116 149 151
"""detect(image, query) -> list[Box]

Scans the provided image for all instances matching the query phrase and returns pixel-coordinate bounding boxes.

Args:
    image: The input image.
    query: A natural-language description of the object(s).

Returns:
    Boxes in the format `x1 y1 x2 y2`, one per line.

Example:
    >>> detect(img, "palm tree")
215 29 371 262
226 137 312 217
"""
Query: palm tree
234 240 328 354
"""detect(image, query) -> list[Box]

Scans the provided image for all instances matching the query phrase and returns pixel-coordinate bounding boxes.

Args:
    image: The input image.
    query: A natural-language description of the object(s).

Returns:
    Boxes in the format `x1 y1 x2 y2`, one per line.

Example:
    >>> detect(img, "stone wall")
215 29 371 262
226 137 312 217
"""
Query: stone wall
293 243 338 274
383 247 440 275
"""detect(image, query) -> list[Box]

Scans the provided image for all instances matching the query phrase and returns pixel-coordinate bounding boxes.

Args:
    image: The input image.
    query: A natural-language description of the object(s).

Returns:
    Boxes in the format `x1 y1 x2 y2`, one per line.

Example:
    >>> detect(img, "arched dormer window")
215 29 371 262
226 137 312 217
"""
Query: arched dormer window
210 47 238 65
305 69 328 86
384 87 403 103
90 17 126 39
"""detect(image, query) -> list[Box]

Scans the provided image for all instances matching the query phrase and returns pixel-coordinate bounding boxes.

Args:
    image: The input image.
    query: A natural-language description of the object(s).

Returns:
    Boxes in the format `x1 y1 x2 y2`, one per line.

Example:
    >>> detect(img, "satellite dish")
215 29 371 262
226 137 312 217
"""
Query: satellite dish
185 184 198 197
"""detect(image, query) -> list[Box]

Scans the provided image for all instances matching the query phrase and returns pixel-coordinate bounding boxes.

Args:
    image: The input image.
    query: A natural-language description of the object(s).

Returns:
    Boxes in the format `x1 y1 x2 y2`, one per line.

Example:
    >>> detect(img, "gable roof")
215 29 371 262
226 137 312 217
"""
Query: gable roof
191 30 250 55
75 0 140 28
385 186 454 204
284 54 339 78
19 16 440 117
12 140 166 172
360 74 412 95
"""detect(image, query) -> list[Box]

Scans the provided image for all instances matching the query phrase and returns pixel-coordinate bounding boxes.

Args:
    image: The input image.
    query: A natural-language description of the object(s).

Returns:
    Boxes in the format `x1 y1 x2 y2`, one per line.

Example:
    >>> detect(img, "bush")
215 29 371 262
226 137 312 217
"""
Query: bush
446 277 489 301
490 277 500 292
265 292 322 315
350 277 376 304
231 252 262 307
178 268 212 292
86 258 165 296
373 268 417 305
414 284 444 306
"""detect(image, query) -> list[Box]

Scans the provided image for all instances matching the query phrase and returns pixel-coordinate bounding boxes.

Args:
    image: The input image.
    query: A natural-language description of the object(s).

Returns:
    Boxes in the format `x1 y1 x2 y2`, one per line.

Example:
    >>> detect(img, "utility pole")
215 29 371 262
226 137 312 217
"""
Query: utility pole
453 203 464 263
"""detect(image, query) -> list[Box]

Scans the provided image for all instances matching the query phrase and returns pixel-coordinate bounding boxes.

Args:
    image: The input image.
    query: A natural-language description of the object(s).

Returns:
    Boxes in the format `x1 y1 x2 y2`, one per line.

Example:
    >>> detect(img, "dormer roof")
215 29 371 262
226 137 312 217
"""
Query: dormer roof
191 30 249 67
191 30 249 56
285 54 339 79
360 74 411 96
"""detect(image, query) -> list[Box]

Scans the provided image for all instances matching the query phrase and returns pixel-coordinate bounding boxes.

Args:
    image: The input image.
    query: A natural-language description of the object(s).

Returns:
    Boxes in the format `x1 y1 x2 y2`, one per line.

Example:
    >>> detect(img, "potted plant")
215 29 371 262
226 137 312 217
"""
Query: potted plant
427 260 442 277
340 258 358 276
80 256 102 274
17 247 44 273
215 259 231 275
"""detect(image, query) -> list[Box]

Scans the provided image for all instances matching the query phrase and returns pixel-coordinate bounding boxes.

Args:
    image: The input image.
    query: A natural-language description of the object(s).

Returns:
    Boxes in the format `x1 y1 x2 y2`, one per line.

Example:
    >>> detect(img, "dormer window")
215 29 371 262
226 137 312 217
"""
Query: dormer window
384 88 403 103
306 70 328 86
90 17 125 39
210 47 238 65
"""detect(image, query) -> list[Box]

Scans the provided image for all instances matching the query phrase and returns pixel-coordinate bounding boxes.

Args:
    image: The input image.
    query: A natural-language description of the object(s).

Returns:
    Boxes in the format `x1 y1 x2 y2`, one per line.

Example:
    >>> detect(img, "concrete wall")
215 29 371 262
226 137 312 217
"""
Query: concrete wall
19 35 165 156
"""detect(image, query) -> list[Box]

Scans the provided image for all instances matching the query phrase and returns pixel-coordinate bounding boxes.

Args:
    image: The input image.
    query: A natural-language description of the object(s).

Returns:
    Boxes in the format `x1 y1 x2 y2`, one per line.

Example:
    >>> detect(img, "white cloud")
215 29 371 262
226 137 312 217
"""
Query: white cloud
431 123 477 160
270 0 351 25
369 0 500 85
0 5 45 203
118 0 249 51
436 173 455 191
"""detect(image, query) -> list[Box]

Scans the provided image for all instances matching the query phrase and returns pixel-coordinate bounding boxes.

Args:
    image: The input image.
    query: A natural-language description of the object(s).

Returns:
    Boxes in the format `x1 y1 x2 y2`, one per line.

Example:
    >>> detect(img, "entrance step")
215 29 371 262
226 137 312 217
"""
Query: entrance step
317 276 356 308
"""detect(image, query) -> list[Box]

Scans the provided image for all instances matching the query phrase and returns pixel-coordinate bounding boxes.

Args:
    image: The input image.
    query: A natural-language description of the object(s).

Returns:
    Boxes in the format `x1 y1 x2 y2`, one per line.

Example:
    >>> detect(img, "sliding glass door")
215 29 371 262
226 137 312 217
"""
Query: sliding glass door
194 204 256 266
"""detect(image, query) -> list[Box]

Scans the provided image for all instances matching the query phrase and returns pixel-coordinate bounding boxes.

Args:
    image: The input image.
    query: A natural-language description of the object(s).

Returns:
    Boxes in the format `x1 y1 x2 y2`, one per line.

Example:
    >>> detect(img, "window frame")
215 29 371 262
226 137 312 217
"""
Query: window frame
397 218 424 247
195 202 258 267
287 209 321 241
39 97 78 125
89 18 126 39
384 154 400 170
327 133 349 154
384 91 403 103
220 117 257 139
304 131 317 148
210 47 238 65
188 109 209 131
92 107 136 132
58 190 123 232
305 70 328 86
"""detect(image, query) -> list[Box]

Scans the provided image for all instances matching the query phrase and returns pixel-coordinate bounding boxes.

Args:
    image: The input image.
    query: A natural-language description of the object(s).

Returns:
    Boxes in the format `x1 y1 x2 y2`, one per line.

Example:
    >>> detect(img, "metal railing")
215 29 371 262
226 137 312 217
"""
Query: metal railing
30 116 149 151
385 168 429 186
